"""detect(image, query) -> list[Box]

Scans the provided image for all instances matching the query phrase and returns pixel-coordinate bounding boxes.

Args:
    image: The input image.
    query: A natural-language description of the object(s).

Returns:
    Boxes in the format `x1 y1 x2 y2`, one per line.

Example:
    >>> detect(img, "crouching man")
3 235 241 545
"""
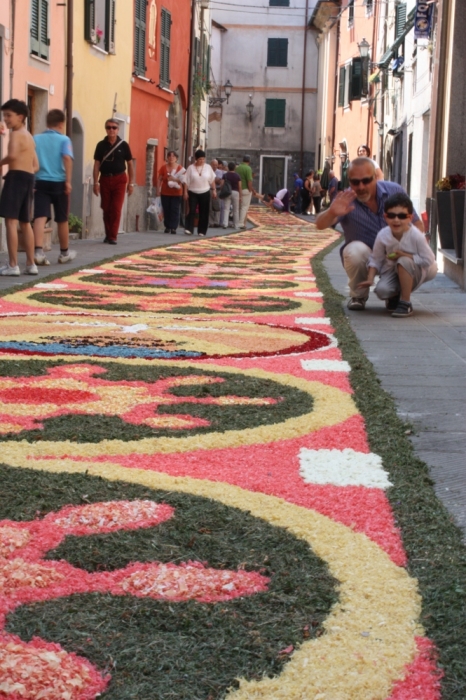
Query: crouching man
358 193 437 317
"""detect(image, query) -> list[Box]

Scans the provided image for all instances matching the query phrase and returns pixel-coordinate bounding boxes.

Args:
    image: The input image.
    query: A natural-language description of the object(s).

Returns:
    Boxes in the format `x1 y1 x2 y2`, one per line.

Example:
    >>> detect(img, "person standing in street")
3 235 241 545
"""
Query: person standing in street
208 158 221 227
156 150 185 234
293 172 304 213
183 149 217 236
327 170 339 203
221 162 242 229
0 99 38 276
315 157 424 311
302 170 314 215
33 109 76 265
236 155 253 228
311 173 323 214
93 119 134 244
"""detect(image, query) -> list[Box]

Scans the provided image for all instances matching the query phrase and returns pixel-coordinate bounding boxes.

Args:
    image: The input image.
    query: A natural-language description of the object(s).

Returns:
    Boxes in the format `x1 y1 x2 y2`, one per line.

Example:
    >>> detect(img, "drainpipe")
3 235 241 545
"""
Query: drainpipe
65 0 73 136
185 0 197 165
331 12 341 167
366 0 378 146
9 0 15 99
300 0 310 175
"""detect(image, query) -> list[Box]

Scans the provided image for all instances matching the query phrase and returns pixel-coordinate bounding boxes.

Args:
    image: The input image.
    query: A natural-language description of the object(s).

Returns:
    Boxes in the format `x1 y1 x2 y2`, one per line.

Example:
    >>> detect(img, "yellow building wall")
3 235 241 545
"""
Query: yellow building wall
73 0 133 170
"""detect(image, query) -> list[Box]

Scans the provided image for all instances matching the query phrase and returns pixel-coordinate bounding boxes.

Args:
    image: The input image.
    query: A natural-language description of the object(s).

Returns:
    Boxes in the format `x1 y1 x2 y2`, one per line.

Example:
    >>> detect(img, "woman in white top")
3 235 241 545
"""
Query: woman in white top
183 150 217 236
357 145 384 181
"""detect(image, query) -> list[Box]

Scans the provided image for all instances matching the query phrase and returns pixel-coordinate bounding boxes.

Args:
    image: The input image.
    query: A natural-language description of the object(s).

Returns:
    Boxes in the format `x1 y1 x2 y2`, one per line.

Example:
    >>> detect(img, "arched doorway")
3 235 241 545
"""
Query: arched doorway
70 117 84 225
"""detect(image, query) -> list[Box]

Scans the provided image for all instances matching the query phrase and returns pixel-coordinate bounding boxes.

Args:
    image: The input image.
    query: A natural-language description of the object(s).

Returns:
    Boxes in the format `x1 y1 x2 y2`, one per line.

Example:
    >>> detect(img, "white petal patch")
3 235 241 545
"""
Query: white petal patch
33 283 69 290
295 317 331 325
294 276 316 281
294 291 323 297
301 359 350 372
299 448 392 489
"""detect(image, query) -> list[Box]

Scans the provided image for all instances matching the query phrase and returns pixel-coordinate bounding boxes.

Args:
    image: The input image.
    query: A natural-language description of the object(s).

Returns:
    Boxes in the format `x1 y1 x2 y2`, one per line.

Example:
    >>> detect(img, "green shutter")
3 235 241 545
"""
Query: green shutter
106 0 116 54
265 99 286 127
338 66 345 106
160 8 171 87
350 57 362 100
267 38 288 67
395 3 407 38
85 0 96 43
31 0 49 60
269 0 290 6
348 0 354 24
134 0 147 74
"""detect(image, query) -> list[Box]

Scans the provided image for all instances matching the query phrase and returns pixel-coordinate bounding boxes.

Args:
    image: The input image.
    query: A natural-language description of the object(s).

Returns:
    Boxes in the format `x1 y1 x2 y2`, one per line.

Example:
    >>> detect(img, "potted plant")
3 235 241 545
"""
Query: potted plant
436 173 465 258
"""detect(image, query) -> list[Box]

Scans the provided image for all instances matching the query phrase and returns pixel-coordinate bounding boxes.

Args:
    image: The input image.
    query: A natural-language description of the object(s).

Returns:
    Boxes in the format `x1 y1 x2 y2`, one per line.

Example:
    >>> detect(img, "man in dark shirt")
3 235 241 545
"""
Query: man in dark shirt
93 118 134 244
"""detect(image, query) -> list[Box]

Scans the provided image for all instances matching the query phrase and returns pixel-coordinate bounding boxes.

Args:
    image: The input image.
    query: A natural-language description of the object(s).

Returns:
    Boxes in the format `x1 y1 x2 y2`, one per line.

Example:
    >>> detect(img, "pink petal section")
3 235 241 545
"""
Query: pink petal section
388 637 443 700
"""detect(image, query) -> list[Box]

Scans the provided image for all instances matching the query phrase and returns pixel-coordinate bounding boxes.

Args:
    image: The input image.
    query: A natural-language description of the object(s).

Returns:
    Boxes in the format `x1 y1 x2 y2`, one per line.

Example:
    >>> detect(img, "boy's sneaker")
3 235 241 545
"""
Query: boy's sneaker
184 229 193 236
392 300 413 317
34 253 50 266
347 297 366 311
25 264 39 275
0 264 20 276
385 294 400 311
58 250 77 264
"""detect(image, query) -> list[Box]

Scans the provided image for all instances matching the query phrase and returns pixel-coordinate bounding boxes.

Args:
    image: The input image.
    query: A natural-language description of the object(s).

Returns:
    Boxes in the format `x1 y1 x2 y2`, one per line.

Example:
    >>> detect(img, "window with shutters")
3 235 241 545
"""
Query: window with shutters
265 99 286 128
338 65 346 107
30 0 50 61
134 0 147 74
160 8 171 87
269 0 289 6
350 57 363 100
364 0 374 16
85 0 116 54
347 0 354 27
395 2 407 39
267 39 288 67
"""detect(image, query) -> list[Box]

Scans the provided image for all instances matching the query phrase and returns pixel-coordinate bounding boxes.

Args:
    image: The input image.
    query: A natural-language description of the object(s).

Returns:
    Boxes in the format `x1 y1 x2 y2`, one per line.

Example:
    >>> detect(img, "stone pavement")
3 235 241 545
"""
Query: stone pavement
0 226 236 291
324 244 466 536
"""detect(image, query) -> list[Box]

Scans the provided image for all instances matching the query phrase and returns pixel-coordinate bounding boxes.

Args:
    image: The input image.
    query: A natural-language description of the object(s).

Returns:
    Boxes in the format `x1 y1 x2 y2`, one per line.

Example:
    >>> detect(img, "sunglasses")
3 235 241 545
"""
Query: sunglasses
385 212 410 220
349 176 374 186
106 125 119 130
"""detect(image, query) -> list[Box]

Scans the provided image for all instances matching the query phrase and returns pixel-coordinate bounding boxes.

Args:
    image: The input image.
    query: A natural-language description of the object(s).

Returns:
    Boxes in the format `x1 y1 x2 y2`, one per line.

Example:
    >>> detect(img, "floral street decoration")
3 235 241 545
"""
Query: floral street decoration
0 208 443 699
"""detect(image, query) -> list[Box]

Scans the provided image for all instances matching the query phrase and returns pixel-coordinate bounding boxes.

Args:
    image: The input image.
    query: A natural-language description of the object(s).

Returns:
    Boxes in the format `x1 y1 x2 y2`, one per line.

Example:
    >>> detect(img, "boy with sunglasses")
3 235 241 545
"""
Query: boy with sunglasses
358 193 437 317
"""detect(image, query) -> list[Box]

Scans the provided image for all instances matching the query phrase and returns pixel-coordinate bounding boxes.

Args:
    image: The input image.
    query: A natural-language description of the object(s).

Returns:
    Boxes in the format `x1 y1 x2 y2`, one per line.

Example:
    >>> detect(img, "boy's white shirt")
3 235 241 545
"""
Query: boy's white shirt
368 224 436 274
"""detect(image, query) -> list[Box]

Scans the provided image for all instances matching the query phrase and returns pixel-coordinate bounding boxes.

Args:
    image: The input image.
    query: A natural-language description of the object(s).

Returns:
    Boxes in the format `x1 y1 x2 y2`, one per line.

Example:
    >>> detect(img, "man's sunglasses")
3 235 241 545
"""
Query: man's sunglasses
385 212 410 220
349 176 374 186
106 125 119 130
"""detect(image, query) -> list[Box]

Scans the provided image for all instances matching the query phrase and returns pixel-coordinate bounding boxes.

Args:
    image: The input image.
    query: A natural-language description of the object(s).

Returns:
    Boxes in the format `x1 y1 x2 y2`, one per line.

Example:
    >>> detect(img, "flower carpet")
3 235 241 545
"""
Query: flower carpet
0 207 451 699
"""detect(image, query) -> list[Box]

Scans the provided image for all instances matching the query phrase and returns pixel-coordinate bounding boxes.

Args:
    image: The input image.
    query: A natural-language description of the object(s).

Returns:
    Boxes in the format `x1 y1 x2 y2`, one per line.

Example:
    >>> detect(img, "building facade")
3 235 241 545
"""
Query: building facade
0 0 67 250
70 0 133 238
208 0 318 194
129 0 191 231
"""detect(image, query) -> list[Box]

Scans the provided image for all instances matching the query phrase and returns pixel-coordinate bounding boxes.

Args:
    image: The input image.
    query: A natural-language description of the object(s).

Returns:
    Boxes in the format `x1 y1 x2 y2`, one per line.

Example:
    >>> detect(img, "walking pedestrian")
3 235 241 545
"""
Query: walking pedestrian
156 150 185 234
220 162 241 229
327 170 339 203
357 145 383 181
236 155 254 228
315 157 424 310
93 119 134 244
183 150 217 237
32 109 76 265
302 170 314 215
311 173 323 214
0 99 38 276
208 158 221 227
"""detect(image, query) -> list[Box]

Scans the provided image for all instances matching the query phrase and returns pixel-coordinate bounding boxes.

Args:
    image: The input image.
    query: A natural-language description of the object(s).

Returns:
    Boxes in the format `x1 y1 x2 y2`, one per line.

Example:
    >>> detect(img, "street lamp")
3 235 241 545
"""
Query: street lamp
246 94 254 121
358 37 370 58
209 79 233 107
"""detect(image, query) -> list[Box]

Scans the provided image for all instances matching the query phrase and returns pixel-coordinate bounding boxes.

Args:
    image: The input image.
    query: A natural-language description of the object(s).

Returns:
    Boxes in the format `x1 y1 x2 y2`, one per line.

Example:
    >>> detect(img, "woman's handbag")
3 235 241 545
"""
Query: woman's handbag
211 197 220 212
219 179 232 199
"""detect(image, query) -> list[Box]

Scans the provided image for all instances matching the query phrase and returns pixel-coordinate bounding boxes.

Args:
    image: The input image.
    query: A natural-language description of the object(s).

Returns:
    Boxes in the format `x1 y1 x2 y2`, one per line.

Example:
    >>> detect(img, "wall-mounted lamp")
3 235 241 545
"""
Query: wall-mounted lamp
246 94 254 121
358 37 370 58
209 79 233 107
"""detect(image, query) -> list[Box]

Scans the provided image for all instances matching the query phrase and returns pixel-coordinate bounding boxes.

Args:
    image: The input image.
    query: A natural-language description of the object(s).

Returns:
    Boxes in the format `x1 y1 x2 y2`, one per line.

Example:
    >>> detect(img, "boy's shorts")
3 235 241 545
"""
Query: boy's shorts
34 180 69 223
0 170 34 223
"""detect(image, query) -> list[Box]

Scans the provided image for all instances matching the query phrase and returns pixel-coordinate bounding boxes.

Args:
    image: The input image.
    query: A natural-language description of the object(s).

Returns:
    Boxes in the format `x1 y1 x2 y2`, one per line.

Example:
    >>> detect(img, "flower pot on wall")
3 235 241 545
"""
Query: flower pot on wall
436 190 465 258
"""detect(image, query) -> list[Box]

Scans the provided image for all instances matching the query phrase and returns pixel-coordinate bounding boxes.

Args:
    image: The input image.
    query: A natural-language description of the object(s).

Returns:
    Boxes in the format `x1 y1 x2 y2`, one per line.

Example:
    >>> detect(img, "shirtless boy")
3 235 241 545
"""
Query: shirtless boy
0 99 39 275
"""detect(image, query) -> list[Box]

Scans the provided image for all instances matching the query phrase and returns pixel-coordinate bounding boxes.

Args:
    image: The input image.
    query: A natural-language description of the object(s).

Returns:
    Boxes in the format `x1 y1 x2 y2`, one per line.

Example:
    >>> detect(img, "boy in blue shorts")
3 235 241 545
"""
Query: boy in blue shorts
33 109 76 265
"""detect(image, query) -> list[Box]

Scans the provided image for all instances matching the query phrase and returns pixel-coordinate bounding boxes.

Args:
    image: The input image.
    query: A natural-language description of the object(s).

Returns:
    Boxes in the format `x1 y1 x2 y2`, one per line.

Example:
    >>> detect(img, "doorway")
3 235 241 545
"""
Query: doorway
70 117 84 224
260 156 287 195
